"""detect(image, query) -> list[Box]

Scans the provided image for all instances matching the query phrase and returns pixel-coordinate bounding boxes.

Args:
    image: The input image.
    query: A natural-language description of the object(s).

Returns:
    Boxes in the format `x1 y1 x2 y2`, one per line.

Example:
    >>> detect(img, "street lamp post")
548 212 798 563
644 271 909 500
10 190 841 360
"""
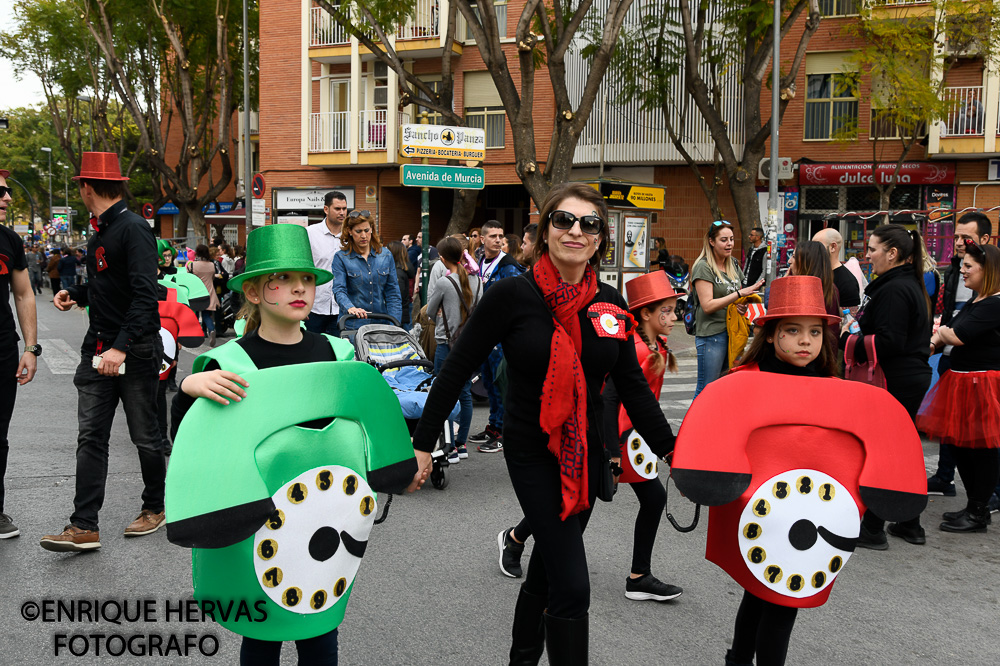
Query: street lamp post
40 147 53 233
76 95 95 151
6 178 38 235
63 165 70 239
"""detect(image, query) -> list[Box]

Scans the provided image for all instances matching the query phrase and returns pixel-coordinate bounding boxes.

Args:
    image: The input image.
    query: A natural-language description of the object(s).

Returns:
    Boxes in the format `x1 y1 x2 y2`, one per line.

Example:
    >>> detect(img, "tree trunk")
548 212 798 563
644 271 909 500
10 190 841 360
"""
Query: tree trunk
176 206 189 240
447 189 479 235
182 204 208 245
728 172 762 247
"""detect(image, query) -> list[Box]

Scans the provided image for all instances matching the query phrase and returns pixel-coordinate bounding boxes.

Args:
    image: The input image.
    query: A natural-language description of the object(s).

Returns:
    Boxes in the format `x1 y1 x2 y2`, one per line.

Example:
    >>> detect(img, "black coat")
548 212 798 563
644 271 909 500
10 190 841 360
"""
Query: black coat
940 255 963 325
853 264 932 392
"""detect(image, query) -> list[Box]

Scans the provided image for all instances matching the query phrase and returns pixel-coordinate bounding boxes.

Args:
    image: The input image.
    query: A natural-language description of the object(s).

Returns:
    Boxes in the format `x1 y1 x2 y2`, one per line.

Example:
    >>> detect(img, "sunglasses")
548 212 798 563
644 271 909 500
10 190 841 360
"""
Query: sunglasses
549 210 604 236
348 209 371 219
0 186 12 198
712 220 732 227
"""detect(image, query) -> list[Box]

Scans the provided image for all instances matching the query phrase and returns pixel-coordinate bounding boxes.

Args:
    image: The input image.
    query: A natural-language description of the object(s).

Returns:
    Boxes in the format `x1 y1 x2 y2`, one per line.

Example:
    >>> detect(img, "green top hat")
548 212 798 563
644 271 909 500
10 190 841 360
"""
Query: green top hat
229 223 332 291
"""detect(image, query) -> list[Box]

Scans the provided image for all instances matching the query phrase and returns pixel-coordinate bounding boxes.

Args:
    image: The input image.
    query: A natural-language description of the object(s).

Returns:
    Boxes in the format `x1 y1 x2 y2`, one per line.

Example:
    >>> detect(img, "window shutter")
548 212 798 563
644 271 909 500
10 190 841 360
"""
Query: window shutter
464 71 502 107
805 52 851 75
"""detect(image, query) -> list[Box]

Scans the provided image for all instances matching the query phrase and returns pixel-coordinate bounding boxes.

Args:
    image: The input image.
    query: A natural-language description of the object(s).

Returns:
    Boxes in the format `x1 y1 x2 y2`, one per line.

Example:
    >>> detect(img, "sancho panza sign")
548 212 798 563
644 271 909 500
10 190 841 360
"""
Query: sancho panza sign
400 124 486 160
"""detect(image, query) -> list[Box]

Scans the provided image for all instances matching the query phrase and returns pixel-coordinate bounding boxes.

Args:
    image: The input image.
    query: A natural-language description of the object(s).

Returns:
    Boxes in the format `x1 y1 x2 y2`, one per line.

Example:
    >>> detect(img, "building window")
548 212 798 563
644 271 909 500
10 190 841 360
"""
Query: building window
416 80 444 125
466 0 507 40
805 72 858 140
818 0 857 17
465 106 505 148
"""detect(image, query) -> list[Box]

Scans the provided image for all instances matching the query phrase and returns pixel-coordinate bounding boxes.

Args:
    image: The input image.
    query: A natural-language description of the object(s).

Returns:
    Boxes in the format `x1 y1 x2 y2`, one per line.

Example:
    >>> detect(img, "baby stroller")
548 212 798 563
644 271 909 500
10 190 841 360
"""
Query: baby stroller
342 314 458 490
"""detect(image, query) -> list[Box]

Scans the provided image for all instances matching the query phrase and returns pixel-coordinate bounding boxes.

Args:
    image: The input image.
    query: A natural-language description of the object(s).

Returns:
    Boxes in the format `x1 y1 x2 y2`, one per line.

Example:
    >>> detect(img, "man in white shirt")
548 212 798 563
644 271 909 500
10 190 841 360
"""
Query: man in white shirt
305 191 347 334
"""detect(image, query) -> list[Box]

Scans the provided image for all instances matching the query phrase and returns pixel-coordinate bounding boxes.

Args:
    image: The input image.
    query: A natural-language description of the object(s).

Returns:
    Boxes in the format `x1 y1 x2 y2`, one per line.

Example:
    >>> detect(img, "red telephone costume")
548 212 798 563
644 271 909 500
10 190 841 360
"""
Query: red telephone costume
617 333 667 484
158 289 204 380
672 369 926 608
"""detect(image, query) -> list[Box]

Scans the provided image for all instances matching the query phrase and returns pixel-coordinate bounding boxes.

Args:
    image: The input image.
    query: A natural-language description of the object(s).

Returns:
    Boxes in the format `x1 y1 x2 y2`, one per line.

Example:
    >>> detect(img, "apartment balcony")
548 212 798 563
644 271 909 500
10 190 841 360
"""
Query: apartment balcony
928 82 1000 157
307 109 411 166
309 3 460 62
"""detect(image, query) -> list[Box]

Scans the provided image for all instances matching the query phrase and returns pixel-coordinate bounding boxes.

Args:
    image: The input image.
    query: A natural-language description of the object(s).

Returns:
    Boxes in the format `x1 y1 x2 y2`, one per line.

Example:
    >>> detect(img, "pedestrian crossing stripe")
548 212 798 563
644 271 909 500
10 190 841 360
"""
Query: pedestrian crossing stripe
36 339 79 375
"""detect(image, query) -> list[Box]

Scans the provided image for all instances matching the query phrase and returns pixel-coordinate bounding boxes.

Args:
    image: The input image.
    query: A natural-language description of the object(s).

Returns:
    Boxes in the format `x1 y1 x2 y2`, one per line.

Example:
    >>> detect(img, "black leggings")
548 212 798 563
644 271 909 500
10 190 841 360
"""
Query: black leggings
953 447 1000 508
511 477 666 576
730 591 798 666
0 348 18 513
863 376 930 533
506 447 600 619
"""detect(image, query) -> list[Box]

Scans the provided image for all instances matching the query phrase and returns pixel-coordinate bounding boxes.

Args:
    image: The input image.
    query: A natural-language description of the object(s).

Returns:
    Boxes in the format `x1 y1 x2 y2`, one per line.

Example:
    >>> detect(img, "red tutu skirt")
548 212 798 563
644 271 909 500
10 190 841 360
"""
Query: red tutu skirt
917 370 1000 449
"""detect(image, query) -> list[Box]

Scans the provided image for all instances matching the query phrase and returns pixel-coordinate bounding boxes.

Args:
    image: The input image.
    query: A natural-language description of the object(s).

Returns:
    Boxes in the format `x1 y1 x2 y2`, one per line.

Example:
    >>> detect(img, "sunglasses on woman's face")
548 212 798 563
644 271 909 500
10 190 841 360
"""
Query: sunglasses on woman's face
348 209 371 219
0 186 13 198
712 220 732 227
549 210 604 235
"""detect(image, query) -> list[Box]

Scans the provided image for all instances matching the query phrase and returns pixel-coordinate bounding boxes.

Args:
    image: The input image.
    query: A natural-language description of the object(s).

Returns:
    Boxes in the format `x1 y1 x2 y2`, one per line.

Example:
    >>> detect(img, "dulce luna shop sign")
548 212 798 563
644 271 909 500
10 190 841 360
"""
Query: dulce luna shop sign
799 162 956 186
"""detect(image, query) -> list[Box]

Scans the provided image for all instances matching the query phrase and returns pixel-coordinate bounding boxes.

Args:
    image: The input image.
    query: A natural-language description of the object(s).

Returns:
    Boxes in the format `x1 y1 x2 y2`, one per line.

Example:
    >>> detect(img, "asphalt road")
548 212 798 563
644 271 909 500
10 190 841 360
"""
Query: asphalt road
1 294 998 665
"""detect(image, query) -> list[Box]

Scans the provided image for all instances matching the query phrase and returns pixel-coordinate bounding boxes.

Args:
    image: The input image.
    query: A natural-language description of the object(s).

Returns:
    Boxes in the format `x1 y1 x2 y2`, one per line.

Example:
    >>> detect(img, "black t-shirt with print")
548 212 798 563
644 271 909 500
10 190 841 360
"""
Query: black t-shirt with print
950 296 1000 371
0 226 28 345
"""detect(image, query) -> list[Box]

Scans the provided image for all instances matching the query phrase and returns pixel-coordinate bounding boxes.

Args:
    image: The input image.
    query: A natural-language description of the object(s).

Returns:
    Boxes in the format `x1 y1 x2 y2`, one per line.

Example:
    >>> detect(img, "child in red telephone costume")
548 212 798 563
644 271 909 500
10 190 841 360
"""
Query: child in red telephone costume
672 276 927 666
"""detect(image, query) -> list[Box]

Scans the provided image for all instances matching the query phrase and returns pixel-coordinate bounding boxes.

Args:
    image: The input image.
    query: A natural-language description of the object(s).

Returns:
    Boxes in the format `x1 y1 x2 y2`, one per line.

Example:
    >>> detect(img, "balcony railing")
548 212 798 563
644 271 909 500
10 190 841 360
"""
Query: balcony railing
941 86 986 137
358 111 411 151
311 6 349 47
396 0 440 40
310 111 350 152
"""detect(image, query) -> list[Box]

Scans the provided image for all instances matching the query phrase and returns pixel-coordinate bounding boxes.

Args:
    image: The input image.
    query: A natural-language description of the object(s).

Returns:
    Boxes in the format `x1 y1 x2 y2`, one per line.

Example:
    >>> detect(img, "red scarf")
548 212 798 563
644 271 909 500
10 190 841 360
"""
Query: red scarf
534 252 597 520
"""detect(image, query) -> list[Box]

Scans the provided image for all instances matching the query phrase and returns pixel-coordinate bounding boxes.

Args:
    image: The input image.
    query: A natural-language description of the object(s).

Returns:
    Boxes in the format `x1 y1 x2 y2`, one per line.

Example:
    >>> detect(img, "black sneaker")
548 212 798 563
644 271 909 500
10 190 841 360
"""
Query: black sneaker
469 427 496 445
0 513 19 539
497 528 524 578
478 434 503 453
927 475 957 497
989 494 1000 514
625 574 683 602
856 523 888 550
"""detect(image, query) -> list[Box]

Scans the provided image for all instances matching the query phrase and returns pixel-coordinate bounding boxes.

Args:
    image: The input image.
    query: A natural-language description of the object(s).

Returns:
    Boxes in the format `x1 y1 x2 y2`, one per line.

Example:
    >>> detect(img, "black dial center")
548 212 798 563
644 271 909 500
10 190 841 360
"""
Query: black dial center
788 519 818 551
309 526 341 561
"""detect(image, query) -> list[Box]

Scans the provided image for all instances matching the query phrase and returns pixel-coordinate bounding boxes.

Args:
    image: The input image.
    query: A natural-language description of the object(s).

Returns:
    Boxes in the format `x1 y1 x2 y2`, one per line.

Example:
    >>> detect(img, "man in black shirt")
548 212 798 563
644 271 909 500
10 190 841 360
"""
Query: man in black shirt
0 168 40 540
41 153 165 553
742 227 765 287
813 228 861 312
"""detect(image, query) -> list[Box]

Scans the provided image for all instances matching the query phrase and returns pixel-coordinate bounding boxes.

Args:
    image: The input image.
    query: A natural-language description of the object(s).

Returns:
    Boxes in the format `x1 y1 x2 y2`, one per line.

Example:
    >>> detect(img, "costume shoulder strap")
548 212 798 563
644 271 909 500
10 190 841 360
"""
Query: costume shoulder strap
192 340 257 374
321 333 356 361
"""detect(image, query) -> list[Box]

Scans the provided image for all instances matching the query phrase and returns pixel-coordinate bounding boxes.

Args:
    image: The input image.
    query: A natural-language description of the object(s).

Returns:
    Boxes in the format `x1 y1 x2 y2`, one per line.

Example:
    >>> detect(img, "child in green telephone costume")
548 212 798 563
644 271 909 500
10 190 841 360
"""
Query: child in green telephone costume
166 223 428 664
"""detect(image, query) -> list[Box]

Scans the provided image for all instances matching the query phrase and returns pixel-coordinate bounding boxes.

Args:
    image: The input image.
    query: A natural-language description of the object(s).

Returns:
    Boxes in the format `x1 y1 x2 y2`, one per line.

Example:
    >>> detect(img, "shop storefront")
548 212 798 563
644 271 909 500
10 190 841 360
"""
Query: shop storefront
795 161 957 265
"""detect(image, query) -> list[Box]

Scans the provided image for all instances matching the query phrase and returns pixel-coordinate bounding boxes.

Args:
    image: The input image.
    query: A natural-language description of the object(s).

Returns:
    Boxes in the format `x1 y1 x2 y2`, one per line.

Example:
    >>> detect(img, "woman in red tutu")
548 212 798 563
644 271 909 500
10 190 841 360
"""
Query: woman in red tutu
919 240 1000 532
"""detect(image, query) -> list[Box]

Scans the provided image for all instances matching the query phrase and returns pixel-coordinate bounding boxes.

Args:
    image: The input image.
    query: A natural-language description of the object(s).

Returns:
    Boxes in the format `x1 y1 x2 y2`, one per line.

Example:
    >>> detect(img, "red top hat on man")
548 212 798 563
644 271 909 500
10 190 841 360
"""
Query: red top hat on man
72 152 130 182
625 270 678 311
755 275 840 325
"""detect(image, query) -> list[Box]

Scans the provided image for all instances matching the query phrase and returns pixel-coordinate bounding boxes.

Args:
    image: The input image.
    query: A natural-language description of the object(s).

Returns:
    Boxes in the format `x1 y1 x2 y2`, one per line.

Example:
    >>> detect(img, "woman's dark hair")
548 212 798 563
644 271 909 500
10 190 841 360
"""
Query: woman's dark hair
505 233 522 262
737 318 840 377
792 240 836 312
436 236 474 323
387 240 411 272
870 223 932 320
965 241 1000 296
194 244 212 262
532 181 609 267
340 211 383 254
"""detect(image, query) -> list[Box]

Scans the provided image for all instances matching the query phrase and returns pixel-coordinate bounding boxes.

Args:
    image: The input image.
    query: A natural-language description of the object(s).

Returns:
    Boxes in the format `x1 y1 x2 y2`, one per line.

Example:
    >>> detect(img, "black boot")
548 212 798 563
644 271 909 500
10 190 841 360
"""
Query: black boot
725 649 753 666
943 508 992 524
941 505 990 533
509 585 546 666
543 612 587 666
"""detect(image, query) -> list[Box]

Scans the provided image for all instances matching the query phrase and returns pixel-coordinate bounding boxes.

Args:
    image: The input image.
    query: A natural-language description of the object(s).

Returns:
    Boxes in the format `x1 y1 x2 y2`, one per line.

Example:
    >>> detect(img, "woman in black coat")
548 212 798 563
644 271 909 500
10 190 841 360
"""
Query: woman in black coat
842 224 932 548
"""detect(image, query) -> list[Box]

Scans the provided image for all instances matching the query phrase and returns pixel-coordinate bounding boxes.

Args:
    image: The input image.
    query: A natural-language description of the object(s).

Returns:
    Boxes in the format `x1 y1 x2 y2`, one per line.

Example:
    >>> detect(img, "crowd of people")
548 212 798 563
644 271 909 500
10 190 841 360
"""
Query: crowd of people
1 156 998 665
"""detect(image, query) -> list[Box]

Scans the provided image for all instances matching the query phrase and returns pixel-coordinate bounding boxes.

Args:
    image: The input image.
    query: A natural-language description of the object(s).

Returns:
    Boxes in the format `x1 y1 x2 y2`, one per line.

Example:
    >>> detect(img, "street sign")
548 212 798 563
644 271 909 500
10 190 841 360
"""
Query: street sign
400 164 485 190
142 203 155 219
252 173 266 199
252 198 265 226
399 124 486 161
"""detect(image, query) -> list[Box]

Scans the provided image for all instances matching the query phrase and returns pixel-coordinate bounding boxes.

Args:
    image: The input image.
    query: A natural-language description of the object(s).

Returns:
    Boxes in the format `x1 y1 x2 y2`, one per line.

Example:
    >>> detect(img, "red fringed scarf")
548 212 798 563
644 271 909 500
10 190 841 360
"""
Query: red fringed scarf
534 252 598 520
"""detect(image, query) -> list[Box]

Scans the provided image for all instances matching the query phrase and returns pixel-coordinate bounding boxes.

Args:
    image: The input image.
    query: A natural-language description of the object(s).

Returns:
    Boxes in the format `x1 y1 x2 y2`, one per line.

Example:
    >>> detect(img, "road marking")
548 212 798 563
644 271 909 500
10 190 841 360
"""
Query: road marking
182 344 212 356
37 339 80 375
660 399 693 411
660 383 696 395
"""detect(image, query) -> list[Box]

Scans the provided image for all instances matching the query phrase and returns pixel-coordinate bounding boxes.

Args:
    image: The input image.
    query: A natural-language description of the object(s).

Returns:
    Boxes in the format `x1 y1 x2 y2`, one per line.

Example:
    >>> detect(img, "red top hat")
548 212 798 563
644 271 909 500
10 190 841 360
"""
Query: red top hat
0 169 10 179
72 152 129 182
755 275 840 325
626 271 678 311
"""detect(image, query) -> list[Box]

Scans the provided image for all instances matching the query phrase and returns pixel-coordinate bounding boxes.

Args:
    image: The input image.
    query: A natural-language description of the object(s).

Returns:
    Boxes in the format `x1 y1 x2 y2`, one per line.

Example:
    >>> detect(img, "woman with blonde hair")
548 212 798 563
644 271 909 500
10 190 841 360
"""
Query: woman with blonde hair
331 210 402 330
692 222 764 398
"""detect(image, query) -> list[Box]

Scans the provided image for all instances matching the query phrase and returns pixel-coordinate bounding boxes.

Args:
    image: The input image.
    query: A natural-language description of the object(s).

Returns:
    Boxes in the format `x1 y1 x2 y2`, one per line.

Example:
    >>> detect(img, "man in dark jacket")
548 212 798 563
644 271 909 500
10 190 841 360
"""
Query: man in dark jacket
57 247 78 291
927 212 993 498
42 153 164 553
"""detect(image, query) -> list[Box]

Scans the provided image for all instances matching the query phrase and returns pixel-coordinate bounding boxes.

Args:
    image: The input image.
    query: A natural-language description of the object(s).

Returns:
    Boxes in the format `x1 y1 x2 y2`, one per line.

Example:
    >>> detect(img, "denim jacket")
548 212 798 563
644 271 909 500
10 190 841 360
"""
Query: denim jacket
331 246 402 328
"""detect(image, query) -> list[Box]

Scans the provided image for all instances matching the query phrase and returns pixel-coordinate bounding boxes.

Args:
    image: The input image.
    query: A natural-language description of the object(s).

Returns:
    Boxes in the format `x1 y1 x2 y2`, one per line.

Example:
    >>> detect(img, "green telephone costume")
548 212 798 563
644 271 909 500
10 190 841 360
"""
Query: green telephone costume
165 335 417 641
161 270 211 312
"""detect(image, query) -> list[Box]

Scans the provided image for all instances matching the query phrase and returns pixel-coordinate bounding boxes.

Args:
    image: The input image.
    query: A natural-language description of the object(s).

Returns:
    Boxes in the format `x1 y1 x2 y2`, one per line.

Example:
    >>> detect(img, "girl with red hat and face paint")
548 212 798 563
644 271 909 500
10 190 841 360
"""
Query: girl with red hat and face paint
675 276 927 666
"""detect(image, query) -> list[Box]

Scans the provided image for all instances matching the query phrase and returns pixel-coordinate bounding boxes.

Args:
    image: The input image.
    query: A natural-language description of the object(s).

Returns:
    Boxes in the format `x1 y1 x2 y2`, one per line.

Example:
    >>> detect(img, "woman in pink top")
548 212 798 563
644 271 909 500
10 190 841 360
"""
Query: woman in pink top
187 244 221 345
